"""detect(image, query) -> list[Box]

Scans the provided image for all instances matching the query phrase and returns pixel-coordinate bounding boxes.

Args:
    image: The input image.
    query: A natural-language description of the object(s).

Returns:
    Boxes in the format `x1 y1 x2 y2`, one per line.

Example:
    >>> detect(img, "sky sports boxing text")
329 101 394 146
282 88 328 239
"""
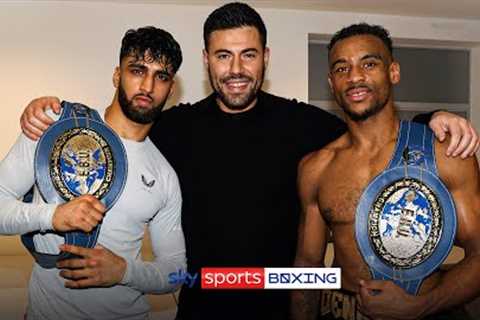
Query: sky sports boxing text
168 267 341 289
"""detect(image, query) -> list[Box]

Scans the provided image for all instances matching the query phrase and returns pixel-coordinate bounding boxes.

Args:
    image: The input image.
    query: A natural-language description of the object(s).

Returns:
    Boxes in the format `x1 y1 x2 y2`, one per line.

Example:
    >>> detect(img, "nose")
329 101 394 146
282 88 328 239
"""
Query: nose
230 55 242 75
140 74 154 94
348 65 365 84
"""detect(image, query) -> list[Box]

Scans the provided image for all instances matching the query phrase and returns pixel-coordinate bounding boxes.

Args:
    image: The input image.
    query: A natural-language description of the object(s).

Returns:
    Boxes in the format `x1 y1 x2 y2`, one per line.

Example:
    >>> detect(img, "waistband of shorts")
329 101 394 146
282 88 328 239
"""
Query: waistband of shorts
320 289 370 320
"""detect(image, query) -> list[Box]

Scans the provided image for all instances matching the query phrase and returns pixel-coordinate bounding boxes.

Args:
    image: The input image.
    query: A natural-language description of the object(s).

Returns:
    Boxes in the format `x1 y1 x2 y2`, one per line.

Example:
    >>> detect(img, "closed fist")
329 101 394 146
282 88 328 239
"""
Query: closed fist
52 195 106 232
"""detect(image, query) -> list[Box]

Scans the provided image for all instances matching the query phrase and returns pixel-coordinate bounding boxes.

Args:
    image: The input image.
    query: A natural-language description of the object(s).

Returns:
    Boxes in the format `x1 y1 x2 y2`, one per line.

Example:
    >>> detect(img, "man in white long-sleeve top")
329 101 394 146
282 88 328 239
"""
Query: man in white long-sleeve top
0 26 186 319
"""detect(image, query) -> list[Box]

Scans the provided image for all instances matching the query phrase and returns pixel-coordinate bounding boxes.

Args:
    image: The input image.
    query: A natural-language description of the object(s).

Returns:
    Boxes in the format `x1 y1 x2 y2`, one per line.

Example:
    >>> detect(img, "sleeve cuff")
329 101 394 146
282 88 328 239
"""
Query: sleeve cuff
39 203 57 232
119 257 134 286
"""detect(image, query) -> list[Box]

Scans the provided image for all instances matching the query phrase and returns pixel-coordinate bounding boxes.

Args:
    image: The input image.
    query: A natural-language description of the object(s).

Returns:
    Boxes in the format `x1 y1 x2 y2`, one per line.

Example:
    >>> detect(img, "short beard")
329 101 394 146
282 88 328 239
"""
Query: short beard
338 84 390 122
117 83 165 124
341 100 387 122
209 68 264 111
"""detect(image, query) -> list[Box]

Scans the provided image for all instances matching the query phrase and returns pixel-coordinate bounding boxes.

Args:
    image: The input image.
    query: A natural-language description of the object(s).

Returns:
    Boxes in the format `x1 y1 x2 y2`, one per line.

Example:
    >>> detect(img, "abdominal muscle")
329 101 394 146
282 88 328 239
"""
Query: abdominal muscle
330 226 442 294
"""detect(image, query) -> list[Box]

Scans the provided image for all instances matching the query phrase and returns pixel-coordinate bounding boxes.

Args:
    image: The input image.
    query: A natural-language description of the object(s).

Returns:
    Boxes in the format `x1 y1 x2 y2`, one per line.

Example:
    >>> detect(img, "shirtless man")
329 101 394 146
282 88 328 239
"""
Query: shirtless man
292 23 480 320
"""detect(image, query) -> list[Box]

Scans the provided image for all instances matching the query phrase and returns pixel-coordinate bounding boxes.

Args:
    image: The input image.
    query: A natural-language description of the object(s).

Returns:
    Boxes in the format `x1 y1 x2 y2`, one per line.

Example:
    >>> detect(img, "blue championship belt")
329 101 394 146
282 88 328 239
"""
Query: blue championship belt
21 101 127 269
355 121 456 295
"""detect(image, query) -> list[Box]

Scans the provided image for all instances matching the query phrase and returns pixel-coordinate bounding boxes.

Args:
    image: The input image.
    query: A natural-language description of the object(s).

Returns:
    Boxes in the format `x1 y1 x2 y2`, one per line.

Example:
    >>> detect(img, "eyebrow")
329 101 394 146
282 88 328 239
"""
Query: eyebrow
330 53 384 69
156 69 172 79
330 58 347 69
127 62 172 78
127 62 146 68
213 48 259 55
361 54 383 61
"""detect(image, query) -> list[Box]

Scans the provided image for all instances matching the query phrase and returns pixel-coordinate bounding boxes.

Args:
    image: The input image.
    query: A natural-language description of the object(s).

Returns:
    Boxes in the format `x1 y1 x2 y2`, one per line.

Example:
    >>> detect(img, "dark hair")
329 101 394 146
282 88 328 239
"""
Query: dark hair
203 2 267 51
120 26 182 74
328 23 393 56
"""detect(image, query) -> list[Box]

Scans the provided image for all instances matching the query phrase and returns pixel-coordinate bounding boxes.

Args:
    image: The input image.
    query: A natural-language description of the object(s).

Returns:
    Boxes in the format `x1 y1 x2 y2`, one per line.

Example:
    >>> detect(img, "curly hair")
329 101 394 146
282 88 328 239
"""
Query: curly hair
120 26 182 74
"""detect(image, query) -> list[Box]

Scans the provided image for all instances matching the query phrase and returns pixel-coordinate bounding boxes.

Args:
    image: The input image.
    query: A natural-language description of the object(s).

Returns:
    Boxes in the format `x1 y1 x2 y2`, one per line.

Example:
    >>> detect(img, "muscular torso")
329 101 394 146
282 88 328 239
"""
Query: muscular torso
316 134 441 293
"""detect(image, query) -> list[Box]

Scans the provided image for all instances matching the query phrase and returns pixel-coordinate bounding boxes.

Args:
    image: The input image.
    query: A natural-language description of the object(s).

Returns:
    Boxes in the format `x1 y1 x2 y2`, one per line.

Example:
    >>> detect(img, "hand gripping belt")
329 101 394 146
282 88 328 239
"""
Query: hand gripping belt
355 121 456 295
21 101 127 269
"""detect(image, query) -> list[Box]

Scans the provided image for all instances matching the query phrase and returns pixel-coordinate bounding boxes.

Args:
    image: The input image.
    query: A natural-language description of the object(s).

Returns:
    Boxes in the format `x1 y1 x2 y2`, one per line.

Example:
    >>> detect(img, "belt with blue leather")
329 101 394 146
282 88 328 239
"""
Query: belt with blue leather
355 121 456 295
22 101 127 269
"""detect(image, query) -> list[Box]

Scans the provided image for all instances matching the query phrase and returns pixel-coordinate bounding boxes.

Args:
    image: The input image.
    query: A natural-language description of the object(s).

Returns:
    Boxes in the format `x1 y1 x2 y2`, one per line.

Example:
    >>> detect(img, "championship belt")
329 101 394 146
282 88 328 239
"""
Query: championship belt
21 101 127 269
355 121 456 295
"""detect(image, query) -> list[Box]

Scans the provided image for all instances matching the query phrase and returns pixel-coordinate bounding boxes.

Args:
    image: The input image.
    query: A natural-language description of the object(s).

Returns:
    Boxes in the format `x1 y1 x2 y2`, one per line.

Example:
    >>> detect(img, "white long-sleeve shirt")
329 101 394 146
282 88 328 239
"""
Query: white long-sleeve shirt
0 109 186 319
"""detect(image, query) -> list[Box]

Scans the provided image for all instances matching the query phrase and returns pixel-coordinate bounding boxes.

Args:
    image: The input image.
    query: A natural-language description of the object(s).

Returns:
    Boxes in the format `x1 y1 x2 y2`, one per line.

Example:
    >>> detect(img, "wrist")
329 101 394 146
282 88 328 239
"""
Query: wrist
46 204 59 232
51 212 58 231
413 293 431 319
430 110 447 122
117 256 128 285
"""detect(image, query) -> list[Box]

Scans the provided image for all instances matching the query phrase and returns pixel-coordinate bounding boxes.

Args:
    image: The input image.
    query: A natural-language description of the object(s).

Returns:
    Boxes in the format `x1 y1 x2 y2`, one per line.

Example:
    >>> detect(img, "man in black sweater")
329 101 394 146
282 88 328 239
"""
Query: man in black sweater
20 3 479 320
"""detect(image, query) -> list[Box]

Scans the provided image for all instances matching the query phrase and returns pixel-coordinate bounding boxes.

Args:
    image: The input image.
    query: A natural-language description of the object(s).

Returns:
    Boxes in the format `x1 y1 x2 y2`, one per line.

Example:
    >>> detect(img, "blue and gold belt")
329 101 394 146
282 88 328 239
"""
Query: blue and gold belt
355 121 456 294
22 101 127 269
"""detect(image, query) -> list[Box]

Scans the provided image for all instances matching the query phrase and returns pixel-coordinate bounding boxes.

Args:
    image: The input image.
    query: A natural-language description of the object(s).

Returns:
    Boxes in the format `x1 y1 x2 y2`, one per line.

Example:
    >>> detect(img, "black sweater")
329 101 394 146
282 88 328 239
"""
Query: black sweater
150 91 345 319
149 91 430 319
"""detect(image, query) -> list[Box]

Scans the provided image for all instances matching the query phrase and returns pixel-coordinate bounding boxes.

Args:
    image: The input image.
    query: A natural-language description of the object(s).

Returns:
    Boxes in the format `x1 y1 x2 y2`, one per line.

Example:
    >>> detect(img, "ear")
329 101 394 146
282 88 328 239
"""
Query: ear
263 47 270 69
168 80 175 99
113 66 120 88
202 49 209 68
389 61 400 85
327 73 334 94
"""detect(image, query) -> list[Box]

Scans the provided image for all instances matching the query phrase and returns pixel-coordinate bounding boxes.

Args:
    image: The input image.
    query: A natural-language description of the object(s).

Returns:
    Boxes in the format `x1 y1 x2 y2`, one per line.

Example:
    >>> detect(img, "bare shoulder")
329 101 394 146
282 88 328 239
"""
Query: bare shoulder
298 133 349 185
435 132 480 251
435 136 480 188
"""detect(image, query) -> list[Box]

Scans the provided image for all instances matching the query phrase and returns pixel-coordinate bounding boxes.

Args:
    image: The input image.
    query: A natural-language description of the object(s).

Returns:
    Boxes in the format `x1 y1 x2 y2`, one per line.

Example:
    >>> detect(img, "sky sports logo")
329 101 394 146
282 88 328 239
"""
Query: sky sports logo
201 267 341 289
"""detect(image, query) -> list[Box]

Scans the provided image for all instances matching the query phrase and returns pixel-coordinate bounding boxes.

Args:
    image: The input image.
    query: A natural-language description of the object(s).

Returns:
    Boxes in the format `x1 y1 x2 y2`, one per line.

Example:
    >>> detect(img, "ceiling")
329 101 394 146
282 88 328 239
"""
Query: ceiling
39 0 480 20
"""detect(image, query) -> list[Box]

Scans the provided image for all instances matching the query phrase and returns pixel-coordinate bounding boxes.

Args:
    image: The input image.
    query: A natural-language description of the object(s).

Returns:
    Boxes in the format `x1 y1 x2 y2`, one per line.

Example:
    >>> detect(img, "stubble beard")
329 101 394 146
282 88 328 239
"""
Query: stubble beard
209 67 264 111
337 84 390 122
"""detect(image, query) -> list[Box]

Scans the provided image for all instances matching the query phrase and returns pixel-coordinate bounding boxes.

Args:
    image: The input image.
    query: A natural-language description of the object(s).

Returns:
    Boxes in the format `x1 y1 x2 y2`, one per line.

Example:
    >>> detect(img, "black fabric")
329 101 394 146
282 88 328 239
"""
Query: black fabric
150 91 345 320
319 289 366 320
318 289 471 320
423 307 472 320
411 110 439 126
149 92 432 320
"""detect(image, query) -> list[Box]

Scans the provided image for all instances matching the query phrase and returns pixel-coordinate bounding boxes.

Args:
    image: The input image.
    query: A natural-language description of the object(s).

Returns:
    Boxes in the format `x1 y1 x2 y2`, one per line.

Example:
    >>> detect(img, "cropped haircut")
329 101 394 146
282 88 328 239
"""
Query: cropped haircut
328 23 393 57
203 2 267 50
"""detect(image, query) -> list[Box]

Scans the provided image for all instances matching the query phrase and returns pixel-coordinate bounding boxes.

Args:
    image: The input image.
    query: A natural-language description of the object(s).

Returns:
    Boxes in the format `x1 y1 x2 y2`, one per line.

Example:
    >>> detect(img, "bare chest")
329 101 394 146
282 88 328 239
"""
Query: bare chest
318 154 391 227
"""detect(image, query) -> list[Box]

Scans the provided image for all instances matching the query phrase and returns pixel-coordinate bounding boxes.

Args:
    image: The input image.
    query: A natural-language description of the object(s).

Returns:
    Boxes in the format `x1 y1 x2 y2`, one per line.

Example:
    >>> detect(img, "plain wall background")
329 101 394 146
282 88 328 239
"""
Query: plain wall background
1 1 480 158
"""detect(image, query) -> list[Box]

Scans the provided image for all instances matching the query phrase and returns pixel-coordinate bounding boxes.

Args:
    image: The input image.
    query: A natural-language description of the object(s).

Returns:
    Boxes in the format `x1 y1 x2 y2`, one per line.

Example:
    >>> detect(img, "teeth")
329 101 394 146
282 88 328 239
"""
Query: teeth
352 91 366 97
348 88 369 98
228 82 247 88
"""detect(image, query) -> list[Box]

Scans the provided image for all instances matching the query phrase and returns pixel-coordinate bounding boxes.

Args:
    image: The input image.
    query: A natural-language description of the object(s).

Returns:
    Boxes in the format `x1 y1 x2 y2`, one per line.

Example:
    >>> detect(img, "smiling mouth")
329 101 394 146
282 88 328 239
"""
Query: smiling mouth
346 87 371 102
224 79 250 92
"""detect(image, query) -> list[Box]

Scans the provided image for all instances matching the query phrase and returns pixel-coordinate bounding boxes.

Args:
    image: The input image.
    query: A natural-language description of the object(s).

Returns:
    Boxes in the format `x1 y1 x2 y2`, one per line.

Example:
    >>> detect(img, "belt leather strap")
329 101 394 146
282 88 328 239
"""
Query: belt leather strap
22 101 127 269
355 121 456 294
